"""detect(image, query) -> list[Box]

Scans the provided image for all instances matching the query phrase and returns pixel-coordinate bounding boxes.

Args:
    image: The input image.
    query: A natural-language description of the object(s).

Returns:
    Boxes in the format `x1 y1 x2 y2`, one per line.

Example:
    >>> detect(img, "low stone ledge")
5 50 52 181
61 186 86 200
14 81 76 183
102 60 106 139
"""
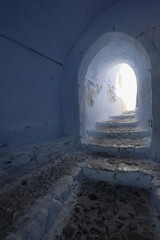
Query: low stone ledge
0 137 73 186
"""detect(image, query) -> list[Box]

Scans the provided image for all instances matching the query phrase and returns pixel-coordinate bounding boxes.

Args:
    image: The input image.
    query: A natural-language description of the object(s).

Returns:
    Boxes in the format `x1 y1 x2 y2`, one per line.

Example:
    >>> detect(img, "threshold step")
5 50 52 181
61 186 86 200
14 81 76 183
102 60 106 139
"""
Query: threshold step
109 113 135 120
81 143 150 158
81 137 151 158
87 128 150 139
96 119 139 128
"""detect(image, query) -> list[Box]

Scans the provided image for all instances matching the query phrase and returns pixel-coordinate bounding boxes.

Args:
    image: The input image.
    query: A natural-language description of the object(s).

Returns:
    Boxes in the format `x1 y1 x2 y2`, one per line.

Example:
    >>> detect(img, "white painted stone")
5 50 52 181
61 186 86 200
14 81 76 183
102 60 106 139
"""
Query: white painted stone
37 196 62 232
20 220 43 240
17 208 48 240
51 175 74 202
70 167 82 180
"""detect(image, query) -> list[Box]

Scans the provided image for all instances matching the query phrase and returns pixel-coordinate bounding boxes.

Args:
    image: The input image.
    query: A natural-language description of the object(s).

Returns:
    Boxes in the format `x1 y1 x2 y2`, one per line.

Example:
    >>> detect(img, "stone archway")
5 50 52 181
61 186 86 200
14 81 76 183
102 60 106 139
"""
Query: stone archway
77 32 152 141
62 0 160 159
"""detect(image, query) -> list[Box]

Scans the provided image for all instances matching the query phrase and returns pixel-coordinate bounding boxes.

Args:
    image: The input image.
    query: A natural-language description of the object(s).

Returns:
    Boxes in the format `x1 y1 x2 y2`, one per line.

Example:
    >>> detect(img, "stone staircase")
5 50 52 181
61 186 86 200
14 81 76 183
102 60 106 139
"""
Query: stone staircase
82 111 151 158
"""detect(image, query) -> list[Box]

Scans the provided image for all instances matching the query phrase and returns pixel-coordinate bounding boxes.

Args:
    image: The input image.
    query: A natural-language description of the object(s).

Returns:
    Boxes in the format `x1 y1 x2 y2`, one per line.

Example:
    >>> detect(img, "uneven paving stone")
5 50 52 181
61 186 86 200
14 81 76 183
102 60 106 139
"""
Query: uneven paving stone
1 113 158 240
0 154 81 240
1 150 160 240
58 181 156 240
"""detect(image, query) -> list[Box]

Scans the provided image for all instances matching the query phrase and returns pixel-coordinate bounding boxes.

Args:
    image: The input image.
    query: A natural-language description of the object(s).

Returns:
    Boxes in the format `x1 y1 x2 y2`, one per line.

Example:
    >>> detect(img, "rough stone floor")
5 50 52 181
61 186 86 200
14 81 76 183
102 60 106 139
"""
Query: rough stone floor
1 151 160 240
57 181 155 240
0 112 159 240
0 154 78 239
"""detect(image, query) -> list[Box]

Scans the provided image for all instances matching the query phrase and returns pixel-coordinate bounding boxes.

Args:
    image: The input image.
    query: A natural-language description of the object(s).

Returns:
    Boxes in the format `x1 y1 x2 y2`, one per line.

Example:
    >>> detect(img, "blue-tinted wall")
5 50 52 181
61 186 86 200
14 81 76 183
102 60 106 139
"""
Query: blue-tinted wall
0 0 119 149
1 0 160 160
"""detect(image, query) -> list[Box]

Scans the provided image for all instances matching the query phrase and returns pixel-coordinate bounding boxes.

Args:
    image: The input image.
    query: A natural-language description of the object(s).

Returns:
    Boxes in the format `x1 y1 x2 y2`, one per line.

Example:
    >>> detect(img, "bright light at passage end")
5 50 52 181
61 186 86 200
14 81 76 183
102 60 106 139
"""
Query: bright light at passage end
116 64 137 111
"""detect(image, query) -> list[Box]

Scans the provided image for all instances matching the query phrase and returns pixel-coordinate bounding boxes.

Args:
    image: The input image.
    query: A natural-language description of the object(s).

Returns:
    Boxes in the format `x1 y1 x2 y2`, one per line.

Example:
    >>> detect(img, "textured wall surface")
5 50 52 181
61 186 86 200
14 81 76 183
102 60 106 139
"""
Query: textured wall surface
62 0 160 159
0 0 121 149
0 0 160 159
0 37 63 149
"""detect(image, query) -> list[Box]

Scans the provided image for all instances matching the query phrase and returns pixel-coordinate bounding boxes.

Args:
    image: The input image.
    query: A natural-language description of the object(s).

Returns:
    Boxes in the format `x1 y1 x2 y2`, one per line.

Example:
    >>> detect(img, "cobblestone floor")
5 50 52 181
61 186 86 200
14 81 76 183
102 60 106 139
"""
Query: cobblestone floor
1 151 160 239
57 181 156 240
0 153 82 240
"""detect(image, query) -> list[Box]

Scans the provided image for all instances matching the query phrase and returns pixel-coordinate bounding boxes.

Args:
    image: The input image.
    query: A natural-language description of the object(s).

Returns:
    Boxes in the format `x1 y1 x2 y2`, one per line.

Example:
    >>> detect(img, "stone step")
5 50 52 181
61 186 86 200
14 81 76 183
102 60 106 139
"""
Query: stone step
81 137 151 158
123 110 135 115
81 143 150 158
109 113 135 120
96 119 139 128
87 128 150 139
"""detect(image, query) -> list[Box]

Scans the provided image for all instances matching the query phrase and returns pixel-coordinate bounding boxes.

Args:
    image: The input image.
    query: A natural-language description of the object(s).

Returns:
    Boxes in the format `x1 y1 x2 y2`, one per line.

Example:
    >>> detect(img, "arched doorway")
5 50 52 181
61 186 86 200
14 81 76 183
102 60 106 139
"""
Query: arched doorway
78 33 152 142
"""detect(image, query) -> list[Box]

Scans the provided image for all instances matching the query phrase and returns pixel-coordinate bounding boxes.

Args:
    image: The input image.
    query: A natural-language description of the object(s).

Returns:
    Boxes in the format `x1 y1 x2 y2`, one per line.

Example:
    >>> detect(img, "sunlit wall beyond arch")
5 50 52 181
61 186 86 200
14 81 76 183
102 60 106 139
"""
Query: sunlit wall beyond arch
77 33 152 139
115 64 137 111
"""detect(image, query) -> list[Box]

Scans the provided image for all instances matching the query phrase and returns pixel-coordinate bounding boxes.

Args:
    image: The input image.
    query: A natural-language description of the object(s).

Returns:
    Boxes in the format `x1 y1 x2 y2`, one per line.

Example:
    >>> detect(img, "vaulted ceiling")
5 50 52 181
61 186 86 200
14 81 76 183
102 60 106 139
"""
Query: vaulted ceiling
0 0 124 63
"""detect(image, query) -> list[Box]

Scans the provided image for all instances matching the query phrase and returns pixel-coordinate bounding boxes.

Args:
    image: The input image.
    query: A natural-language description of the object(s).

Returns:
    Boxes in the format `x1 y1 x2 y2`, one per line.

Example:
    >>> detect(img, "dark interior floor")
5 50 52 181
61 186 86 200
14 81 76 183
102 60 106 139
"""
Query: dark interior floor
57 181 156 240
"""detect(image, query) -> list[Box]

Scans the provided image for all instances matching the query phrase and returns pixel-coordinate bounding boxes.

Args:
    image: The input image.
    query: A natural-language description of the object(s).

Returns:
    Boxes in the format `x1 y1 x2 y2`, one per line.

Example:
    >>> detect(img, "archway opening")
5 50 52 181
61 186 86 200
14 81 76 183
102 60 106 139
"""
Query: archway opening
77 33 152 143
115 63 137 111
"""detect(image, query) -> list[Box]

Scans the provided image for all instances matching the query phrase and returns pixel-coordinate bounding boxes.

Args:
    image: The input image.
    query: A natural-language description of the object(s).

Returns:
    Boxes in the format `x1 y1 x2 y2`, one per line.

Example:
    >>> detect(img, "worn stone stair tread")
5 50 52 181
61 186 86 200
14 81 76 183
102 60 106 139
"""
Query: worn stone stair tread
85 136 150 148
96 118 138 128
81 143 150 158
87 128 150 139
84 111 151 158
123 110 135 114
88 126 150 134
85 155 154 171
109 113 135 120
